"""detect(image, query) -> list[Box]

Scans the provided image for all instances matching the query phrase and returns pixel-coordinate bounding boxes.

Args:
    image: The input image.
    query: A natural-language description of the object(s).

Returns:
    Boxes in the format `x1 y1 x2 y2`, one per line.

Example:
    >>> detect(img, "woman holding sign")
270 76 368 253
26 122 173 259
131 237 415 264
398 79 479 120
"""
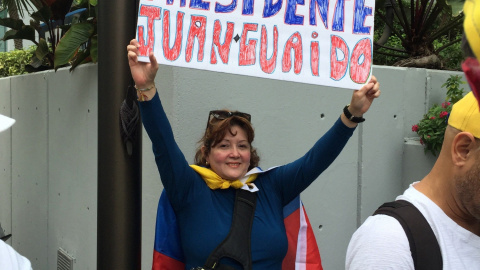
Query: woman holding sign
127 38 380 269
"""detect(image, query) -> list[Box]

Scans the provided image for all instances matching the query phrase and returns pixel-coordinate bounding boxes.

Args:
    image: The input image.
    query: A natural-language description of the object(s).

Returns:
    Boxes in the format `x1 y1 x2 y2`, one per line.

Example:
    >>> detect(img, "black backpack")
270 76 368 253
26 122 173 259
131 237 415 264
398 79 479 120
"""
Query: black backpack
192 189 257 270
374 200 443 270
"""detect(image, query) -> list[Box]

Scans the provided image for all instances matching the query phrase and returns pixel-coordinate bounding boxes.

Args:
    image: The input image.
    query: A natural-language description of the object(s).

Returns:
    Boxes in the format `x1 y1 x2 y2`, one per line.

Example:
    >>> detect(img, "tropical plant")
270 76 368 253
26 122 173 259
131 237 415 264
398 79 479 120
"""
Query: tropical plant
0 0 97 71
412 75 465 156
54 0 97 70
1 0 23 49
374 0 464 69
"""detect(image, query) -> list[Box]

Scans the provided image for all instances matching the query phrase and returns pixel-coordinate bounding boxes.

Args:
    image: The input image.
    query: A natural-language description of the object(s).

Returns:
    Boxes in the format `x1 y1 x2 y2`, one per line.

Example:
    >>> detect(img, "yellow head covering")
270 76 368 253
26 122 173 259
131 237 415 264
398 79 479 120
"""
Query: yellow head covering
464 0 480 59
448 92 480 138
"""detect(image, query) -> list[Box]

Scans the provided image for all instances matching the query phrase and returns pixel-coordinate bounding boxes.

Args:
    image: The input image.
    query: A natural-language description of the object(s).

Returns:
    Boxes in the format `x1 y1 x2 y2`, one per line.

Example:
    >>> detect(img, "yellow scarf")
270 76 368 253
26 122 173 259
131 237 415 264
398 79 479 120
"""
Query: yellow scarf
190 165 257 190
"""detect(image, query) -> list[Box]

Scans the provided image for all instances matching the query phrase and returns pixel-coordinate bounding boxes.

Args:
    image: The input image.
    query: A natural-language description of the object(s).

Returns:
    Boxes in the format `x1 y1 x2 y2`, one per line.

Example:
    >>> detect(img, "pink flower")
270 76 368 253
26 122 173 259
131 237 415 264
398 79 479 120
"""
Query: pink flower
412 125 419 132
442 102 451 108
430 116 436 120
439 111 448 118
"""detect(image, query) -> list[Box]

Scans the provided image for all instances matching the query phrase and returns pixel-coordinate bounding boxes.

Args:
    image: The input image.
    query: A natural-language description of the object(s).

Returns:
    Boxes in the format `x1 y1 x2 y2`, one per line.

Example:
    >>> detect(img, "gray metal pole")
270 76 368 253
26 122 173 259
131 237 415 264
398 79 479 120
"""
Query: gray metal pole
97 1 142 269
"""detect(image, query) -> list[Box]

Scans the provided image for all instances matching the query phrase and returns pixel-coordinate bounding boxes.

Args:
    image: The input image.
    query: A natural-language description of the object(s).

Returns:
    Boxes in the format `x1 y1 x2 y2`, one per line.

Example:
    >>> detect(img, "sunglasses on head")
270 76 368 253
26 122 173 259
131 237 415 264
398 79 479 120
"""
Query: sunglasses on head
206 110 251 130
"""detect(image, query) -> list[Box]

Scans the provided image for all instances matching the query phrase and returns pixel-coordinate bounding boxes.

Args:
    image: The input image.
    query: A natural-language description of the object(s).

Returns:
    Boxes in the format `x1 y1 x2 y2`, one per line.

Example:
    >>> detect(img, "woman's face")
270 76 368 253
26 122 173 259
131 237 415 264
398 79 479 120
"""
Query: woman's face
206 125 251 180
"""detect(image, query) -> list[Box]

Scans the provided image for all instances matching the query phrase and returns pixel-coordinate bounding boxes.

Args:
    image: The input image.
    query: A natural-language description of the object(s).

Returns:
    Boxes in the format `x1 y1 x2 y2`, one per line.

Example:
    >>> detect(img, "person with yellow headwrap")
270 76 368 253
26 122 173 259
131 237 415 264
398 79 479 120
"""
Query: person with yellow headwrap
127 38 381 269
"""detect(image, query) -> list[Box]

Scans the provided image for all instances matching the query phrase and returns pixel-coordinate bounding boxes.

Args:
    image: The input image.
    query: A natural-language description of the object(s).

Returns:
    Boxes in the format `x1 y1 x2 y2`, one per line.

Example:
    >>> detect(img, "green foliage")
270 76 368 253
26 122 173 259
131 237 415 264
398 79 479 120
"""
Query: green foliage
0 0 97 73
373 31 405 66
442 75 465 103
54 0 98 71
435 34 465 71
412 75 466 156
374 0 464 69
373 5 407 66
415 104 452 156
54 20 96 70
0 46 36 77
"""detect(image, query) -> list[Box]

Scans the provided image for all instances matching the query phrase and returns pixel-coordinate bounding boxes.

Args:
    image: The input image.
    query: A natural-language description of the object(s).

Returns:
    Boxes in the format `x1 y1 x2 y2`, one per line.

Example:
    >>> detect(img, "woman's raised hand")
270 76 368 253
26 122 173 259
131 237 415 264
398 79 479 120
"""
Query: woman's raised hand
127 39 159 89
349 75 381 117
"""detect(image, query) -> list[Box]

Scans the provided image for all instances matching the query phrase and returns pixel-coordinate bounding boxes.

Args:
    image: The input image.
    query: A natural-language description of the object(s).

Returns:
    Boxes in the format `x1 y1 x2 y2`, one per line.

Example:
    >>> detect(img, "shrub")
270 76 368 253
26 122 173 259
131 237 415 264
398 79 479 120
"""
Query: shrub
412 75 465 156
0 46 36 77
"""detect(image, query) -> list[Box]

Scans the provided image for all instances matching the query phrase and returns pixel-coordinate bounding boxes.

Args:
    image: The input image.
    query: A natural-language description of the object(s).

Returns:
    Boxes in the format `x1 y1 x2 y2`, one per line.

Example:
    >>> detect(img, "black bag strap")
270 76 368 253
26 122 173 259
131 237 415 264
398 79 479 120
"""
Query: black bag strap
203 189 257 270
374 200 442 270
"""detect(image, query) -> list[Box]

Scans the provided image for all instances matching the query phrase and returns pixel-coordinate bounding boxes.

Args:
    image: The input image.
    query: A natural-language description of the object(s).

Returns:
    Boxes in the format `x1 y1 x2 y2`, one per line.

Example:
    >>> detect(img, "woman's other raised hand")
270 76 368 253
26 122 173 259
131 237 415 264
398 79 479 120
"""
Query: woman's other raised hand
341 75 381 127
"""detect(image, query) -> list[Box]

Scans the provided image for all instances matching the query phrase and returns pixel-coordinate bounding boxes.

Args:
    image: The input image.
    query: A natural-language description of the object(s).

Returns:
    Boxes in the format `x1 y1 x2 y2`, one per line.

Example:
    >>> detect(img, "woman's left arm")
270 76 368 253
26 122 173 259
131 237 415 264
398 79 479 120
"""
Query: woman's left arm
272 76 381 204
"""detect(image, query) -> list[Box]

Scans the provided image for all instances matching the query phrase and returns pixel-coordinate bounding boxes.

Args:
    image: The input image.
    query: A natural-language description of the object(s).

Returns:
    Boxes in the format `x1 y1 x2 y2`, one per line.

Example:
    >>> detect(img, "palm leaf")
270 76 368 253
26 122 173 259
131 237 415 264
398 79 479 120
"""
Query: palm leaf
0 17 25 30
3 0 35 17
54 22 93 69
2 25 36 43
35 38 50 59
68 48 89 71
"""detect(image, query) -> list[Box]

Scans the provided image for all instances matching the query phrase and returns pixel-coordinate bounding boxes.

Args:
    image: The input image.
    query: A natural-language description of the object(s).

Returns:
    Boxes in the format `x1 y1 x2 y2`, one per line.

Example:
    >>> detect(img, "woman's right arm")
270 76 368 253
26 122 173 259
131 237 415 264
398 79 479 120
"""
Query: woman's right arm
127 39 198 208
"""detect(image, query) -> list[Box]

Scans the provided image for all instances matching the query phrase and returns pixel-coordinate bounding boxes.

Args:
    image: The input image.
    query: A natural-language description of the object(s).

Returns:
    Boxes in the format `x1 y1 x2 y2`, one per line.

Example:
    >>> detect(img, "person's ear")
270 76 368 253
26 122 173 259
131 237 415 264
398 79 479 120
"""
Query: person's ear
451 132 477 166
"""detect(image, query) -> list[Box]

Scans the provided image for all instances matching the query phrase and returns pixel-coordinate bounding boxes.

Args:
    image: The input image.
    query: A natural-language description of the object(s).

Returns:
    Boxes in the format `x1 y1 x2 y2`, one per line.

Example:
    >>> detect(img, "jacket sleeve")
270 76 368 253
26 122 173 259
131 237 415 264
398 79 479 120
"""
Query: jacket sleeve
138 92 200 210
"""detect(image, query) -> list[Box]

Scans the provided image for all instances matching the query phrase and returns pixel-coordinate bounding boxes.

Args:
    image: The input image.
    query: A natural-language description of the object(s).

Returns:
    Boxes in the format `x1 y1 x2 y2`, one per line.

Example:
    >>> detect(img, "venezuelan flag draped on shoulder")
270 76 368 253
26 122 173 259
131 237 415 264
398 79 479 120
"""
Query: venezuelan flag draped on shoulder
152 190 323 270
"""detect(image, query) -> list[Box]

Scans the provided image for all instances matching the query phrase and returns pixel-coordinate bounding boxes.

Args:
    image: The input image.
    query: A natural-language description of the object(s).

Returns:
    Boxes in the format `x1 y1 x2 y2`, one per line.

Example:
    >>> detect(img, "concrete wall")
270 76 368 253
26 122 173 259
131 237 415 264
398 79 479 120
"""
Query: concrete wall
0 63 465 270
0 65 98 270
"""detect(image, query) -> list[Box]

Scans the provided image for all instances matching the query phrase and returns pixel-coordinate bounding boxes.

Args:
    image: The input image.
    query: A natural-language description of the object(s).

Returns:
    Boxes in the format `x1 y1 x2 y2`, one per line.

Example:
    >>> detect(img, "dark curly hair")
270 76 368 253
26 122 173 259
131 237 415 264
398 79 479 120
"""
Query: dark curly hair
194 112 260 171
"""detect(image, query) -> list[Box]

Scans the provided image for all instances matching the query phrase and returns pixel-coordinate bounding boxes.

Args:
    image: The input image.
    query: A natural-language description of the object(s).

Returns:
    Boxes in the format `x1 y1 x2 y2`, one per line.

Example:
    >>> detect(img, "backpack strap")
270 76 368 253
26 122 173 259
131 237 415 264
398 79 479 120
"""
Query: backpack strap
202 189 257 270
374 200 442 270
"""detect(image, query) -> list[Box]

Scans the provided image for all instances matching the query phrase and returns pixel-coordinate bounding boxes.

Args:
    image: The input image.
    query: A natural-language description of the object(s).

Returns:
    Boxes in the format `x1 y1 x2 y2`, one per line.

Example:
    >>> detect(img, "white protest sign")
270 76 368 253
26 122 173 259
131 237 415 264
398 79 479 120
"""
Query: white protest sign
136 0 375 89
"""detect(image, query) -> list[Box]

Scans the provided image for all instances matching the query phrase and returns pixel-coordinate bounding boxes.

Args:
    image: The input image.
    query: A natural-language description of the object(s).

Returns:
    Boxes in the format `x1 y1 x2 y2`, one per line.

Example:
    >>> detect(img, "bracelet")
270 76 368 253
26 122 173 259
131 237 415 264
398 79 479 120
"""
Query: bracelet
343 104 365 123
134 83 155 92
137 92 149 102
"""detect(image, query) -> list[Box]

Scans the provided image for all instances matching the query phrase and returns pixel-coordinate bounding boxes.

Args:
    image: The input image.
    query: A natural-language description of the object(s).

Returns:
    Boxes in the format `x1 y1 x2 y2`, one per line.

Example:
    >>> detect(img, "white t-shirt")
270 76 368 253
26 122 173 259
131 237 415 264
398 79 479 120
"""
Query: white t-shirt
0 241 32 270
346 183 480 270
